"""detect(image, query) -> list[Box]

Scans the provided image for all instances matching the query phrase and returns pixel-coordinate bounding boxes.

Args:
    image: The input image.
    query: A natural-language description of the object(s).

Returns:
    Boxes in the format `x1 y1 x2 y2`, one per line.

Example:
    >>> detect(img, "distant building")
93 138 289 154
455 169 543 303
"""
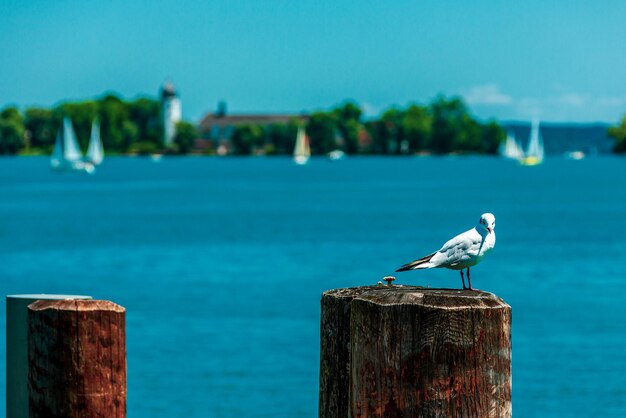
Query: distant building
161 82 182 147
198 102 307 155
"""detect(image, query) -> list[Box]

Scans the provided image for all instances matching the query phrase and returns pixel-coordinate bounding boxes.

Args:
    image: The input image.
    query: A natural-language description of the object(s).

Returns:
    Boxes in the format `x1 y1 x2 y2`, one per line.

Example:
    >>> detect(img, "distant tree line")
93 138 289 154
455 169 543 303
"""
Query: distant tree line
609 115 626 153
0 94 506 156
0 94 199 155
228 96 506 156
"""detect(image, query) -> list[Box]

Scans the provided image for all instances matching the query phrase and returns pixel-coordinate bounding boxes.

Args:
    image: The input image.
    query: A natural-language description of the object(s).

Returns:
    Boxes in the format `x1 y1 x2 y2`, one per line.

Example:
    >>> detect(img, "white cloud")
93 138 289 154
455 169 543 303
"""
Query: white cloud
462 84 513 105
512 92 591 120
467 89 625 122
557 93 585 107
596 96 626 107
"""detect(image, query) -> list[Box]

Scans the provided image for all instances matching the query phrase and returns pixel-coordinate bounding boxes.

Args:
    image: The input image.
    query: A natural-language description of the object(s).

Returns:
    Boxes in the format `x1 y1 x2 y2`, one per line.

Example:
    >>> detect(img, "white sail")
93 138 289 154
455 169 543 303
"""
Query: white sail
86 120 104 165
525 120 544 161
51 117 92 172
500 132 524 160
50 130 64 168
520 119 544 166
63 117 83 162
293 126 311 165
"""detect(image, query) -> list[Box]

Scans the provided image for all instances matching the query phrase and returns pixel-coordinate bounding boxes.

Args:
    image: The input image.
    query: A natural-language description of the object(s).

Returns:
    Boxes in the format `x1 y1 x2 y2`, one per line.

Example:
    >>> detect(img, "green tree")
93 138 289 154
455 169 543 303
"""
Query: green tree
364 113 395 155
231 124 264 155
380 108 404 154
402 104 431 153
267 121 299 154
609 116 626 153
121 120 140 151
24 108 56 149
431 96 461 153
430 96 481 153
481 121 506 154
173 121 198 154
129 98 162 145
0 107 26 155
459 118 482 152
334 102 362 154
362 121 381 154
306 112 337 154
97 94 130 151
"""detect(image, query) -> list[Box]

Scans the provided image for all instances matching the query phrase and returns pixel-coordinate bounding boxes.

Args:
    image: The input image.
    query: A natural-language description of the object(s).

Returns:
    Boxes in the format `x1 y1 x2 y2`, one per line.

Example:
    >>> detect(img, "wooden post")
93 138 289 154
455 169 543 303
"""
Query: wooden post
28 299 126 418
6 294 91 418
319 285 383 418
319 286 511 418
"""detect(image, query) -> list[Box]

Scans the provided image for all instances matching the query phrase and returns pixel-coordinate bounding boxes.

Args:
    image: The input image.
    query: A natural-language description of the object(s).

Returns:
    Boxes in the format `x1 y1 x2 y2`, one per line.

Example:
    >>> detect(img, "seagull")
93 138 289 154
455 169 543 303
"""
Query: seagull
396 213 496 291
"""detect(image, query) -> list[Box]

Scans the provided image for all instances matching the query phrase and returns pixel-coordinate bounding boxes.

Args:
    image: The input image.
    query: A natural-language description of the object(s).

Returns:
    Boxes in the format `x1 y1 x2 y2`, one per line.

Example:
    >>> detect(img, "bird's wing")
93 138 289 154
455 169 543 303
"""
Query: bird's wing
429 228 483 267
396 252 437 271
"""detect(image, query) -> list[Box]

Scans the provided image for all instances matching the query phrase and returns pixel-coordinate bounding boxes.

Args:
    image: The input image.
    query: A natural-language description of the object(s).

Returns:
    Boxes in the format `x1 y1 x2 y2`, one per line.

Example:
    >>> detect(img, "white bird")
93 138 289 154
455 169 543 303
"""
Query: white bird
396 213 496 291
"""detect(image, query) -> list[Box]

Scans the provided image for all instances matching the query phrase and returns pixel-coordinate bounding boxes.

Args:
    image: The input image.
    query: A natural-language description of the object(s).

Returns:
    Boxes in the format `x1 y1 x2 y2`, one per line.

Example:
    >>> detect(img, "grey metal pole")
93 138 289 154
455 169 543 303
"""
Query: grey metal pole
6 294 92 418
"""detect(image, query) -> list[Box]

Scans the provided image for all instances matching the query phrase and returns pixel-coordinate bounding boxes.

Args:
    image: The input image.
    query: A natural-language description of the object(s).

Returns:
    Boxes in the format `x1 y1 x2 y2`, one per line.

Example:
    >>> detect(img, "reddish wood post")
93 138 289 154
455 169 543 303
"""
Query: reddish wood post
351 287 511 417
28 300 127 418
319 285 383 418
319 286 511 418
6 294 91 418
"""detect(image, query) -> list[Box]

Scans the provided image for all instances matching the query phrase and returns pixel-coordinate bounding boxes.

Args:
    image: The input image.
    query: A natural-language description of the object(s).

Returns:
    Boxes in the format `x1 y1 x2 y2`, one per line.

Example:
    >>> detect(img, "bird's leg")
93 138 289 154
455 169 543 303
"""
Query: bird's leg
467 267 478 291
460 269 467 290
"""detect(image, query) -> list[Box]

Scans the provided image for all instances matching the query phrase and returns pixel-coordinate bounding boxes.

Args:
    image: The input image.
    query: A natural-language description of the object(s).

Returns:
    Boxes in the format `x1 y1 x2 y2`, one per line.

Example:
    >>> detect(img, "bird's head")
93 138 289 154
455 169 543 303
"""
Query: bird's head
477 213 496 234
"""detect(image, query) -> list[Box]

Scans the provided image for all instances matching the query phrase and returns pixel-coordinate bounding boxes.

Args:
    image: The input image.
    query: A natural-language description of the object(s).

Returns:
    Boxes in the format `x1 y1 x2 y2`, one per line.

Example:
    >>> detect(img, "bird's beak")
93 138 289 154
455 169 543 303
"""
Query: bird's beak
487 227 492 233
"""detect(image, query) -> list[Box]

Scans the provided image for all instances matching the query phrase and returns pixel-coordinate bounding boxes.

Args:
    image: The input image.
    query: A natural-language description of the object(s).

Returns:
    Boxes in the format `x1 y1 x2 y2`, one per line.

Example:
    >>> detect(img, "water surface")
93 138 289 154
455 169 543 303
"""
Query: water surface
1 156 625 417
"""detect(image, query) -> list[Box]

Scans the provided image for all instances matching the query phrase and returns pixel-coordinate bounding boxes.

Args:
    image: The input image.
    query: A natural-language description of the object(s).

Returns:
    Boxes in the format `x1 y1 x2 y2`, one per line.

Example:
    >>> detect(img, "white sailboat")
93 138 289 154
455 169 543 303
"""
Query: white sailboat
50 117 94 173
564 150 585 160
293 126 311 165
328 149 346 161
86 120 104 165
499 132 524 160
520 119 544 166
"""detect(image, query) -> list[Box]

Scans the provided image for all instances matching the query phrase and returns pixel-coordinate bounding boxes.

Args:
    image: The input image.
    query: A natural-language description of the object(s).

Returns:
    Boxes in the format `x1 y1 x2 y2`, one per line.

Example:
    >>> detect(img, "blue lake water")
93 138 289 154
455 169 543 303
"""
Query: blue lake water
1 156 626 417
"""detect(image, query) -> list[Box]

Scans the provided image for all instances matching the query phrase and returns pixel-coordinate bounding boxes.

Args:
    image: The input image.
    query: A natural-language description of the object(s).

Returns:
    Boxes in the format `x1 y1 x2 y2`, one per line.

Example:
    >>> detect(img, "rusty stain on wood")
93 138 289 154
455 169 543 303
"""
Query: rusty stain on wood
28 299 126 418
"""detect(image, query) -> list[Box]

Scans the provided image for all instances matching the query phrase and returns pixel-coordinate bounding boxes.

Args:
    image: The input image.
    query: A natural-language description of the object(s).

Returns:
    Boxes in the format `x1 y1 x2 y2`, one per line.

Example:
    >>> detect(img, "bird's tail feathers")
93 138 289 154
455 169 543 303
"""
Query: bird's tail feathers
396 252 436 272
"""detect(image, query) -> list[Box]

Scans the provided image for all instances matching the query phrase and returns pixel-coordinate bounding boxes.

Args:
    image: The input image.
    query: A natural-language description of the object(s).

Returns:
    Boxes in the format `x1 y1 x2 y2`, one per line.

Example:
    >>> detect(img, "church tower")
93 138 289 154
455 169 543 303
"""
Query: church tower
161 82 182 147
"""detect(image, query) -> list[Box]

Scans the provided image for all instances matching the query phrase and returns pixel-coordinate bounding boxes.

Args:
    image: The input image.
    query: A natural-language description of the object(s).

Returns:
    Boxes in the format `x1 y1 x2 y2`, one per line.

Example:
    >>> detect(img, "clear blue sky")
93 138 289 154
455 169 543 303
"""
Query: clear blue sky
2 0 626 123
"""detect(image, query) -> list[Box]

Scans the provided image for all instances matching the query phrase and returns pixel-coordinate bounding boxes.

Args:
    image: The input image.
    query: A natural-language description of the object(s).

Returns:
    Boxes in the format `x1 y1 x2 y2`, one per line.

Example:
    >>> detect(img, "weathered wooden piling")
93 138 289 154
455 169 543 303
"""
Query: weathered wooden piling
319 285 383 418
319 286 511 418
28 299 126 418
6 294 92 418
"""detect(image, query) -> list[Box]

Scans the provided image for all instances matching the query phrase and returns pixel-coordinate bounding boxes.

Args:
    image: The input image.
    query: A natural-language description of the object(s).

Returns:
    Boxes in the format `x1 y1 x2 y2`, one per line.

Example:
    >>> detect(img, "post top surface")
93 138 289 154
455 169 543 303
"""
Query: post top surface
7 294 92 300
322 285 390 300
28 299 125 313
355 286 509 309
